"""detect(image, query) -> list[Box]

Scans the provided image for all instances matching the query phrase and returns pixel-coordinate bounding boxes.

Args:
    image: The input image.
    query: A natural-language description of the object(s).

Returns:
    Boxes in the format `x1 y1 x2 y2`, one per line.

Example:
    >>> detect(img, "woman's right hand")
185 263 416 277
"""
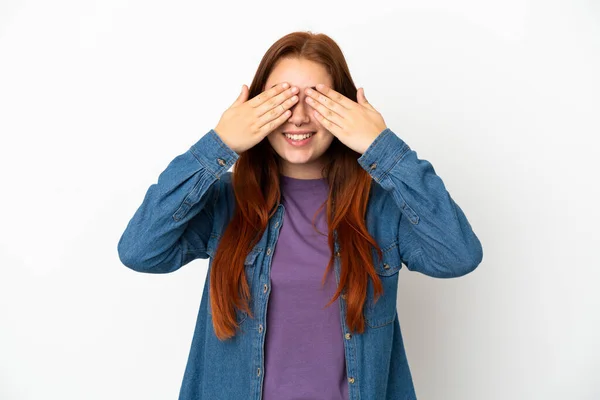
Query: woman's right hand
214 82 299 154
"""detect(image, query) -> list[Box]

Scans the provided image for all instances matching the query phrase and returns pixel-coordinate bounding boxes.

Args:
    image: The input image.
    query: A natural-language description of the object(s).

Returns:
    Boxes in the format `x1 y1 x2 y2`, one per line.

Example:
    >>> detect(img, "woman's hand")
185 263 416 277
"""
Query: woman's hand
214 83 299 154
304 84 388 154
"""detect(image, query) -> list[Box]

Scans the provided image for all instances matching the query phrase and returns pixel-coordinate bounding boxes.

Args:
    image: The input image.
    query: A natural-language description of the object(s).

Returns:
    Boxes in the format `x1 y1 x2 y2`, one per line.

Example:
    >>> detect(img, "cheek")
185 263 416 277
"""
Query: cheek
266 129 282 142
266 133 278 148
318 130 335 143
266 132 287 154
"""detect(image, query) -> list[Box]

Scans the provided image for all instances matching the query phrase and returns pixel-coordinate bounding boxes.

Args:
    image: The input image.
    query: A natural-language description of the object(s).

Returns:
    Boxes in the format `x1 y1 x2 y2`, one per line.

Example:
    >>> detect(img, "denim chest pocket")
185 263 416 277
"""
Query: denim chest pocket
364 247 402 329
206 234 260 327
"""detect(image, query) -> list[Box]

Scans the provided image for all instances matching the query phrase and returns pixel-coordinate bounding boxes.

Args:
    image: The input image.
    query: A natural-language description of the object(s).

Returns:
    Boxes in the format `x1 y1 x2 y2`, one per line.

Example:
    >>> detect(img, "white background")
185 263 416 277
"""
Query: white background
1 0 598 399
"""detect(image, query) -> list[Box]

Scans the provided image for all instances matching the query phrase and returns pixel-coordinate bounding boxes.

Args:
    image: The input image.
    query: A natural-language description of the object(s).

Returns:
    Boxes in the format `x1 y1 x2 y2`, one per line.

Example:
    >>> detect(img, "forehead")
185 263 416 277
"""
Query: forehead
265 57 333 89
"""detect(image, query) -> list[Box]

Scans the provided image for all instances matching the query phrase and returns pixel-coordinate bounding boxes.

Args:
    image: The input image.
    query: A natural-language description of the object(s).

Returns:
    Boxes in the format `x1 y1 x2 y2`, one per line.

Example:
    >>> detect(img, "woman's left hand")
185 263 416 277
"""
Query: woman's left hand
304 84 388 154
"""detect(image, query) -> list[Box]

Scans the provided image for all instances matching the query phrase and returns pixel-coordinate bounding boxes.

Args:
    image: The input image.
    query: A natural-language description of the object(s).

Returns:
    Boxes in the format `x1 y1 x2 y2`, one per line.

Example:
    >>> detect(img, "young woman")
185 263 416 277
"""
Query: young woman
118 31 483 400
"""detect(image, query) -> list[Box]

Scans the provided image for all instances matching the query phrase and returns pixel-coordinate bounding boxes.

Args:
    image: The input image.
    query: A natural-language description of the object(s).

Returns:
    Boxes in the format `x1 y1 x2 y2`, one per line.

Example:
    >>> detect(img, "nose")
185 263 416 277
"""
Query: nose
287 93 310 126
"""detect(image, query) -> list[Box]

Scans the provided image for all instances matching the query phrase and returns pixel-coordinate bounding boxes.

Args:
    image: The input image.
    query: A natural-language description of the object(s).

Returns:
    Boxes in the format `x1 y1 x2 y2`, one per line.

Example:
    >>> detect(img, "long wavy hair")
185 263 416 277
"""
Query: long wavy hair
210 31 385 340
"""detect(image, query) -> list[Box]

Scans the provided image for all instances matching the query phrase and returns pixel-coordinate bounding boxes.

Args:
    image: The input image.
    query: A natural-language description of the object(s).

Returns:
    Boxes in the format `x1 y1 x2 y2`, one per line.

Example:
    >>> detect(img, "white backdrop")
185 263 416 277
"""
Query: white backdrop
1 0 598 399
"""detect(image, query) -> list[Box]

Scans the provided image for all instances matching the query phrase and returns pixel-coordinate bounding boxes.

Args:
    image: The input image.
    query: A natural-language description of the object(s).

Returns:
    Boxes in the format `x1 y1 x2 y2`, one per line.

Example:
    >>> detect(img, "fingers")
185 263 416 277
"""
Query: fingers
311 107 343 137
312 84 355 109
304 88 345 127
255 85 298 118
255 105 292 137
255 93 298 135
357 87 376 111
231 84 248 108
247 82 290 108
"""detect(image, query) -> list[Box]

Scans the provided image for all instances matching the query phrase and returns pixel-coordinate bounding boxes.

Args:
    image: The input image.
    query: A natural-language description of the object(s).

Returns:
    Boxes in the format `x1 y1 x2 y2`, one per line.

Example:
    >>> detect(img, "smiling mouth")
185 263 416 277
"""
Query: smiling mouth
282 131 316 140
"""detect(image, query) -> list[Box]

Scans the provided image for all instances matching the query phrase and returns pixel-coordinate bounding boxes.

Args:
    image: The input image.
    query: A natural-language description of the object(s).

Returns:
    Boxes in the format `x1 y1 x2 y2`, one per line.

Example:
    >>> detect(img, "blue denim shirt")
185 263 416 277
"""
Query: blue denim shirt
117 127 483 400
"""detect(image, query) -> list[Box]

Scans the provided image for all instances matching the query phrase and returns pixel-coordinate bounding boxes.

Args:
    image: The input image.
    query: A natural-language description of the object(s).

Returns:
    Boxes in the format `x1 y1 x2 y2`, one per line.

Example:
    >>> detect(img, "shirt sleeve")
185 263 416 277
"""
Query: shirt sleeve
117 129 239 273
357 128 483 278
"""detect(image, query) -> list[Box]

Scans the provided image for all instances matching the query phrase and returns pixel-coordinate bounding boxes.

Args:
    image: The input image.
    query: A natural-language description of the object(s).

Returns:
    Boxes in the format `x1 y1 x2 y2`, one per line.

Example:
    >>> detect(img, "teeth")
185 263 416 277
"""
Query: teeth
284 132 314 140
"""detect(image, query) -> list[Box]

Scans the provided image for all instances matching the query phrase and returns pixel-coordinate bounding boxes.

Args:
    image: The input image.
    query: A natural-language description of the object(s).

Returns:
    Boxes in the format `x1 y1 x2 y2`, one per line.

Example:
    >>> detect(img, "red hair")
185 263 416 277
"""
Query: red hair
210 31 385 340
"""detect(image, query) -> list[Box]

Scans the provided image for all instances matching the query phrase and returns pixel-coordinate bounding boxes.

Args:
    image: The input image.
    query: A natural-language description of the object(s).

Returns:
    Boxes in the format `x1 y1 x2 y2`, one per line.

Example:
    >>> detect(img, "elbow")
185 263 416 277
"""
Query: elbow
440 258 480 278
453 258 480 277
454 240 483 277
117 235 181 274
434 240 483 278
117 234 154 273
117 235 144 272
411 244 483 278
118 247 161 273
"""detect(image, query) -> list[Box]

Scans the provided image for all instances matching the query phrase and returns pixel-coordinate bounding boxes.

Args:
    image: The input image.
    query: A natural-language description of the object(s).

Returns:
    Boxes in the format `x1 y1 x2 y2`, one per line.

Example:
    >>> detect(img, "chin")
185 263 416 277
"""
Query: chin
280 151 317 165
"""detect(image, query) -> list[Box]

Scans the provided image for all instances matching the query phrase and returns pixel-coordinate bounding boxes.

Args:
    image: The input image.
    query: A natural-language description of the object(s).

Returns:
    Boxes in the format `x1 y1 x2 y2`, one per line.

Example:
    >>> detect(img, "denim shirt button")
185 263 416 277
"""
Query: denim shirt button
274 221 279 228
348 377 355 384
383 263 390 270
263 284 268 293
341 293 347 300
266 248 272 255
257 367 261 376
345 333 351 340
217 158 226 166
369 162 377 170
259 324 263 333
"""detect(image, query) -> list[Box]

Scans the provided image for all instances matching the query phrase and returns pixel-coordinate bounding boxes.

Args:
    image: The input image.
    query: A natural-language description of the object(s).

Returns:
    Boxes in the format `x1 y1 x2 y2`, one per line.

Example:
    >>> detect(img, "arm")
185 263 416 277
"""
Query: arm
117 129 239 273
357 128 483 278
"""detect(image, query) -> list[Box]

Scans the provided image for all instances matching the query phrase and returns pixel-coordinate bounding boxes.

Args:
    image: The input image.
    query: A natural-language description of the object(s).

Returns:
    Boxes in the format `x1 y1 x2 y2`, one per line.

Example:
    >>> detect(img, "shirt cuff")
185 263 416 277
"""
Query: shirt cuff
189 129 240 179
357 128 411 182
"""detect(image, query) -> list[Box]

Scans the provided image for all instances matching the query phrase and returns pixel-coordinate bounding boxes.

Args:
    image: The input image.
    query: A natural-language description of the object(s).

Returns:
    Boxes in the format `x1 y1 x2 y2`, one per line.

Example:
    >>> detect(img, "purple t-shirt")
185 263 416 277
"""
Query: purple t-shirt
262 175 349 400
